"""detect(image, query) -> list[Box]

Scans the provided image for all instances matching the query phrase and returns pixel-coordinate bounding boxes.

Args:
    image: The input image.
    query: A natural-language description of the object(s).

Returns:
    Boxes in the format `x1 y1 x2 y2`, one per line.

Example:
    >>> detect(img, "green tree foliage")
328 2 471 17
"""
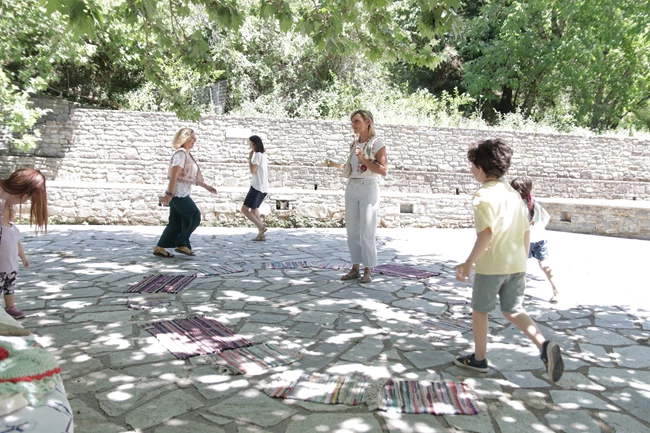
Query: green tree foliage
3 0 648 143
0 0 95 148
0 0 461 147
205 11 349 117
460 0 650 130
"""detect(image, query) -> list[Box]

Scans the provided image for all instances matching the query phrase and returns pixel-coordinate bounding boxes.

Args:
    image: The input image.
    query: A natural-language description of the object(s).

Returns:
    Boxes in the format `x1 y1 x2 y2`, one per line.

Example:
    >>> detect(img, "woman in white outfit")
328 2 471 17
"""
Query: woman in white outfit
241 135 269 241
340 110 388 283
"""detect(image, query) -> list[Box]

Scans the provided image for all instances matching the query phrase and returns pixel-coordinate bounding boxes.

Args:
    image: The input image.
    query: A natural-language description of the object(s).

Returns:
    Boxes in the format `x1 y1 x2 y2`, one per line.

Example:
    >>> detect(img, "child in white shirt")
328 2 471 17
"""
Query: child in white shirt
511 177 559 303
0 204 29 319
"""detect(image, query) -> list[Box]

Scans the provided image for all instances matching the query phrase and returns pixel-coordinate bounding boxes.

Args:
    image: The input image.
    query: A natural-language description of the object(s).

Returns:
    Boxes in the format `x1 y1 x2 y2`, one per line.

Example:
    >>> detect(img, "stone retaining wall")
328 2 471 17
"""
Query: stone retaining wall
42 182 650 240
2 97 649 238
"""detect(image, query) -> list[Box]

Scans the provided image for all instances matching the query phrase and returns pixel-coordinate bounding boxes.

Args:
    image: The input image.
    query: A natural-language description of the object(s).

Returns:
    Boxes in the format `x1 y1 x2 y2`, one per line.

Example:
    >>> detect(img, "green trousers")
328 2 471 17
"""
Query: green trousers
156 196 201 250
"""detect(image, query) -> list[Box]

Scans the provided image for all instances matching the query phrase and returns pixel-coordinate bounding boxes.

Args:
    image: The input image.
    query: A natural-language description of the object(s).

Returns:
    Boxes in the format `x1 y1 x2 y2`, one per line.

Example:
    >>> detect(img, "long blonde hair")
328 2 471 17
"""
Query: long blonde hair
171 128 195 150
350 110 376 140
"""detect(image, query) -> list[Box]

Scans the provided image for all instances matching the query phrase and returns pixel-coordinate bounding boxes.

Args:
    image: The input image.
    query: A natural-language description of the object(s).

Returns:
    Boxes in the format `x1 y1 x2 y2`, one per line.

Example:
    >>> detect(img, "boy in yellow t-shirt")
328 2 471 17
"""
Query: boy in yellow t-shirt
453 139 564 383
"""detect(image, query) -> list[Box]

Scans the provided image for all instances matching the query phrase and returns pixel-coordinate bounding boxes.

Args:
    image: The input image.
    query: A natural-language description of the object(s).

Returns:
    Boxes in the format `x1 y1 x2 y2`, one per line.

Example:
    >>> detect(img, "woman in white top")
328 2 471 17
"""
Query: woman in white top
155 128 217 257
241 135 269 241
340 110 388 283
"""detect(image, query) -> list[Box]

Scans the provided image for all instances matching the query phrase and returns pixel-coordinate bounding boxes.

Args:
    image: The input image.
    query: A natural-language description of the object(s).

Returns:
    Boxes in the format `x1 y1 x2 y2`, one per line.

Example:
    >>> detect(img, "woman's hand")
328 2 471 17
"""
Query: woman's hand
160 193 173 206
354 146 365 161
249 150 255 160
197 182 217 194
356 146 388 176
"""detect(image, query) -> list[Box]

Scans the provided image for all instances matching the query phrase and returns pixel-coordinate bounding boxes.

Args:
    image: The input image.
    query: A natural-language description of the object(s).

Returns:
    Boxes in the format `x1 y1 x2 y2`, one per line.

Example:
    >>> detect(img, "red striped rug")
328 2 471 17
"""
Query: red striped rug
374 264 441 280
379 379 479 415
142 316 253 359
308 261 354 270
126 274 197 294
264 372 371 405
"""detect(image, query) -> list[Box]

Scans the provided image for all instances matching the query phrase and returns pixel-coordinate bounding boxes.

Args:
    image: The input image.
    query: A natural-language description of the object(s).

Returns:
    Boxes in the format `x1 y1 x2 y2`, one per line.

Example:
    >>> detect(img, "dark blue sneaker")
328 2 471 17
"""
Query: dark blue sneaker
453 353 489 373
541 341 564 383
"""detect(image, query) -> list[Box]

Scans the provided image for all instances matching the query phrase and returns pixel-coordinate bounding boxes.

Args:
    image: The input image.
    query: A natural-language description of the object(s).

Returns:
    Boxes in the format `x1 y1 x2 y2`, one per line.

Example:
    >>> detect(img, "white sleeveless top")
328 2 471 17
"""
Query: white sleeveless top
349 138 386 179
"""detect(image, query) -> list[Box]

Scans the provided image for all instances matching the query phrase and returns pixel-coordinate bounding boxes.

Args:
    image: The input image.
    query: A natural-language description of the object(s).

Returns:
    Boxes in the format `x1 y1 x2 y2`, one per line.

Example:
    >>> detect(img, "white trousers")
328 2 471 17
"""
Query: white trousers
345 179 380 268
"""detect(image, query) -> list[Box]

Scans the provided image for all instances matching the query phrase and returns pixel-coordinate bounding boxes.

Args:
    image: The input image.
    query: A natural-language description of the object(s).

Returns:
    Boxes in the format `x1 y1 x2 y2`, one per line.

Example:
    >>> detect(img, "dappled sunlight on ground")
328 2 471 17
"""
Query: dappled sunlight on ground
10 226 650 432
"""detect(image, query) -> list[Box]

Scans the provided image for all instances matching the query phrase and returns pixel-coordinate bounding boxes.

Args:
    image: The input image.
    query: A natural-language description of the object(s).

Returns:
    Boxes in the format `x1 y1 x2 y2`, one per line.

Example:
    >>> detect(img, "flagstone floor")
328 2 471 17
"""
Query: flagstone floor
16 225 650 433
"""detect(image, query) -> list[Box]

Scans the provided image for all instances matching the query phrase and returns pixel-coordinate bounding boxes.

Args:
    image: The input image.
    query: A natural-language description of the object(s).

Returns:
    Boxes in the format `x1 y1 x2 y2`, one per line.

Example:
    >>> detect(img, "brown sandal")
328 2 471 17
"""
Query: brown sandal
360 273 373 283
153 246 174 258
174 246 195 256
340 270 360 281
252 234 266 242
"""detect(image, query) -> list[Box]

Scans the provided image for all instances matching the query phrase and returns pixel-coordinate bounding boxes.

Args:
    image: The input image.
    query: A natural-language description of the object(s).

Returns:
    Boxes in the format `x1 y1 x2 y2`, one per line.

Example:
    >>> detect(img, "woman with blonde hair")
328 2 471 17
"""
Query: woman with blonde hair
154 128 217 257
340 110 388 283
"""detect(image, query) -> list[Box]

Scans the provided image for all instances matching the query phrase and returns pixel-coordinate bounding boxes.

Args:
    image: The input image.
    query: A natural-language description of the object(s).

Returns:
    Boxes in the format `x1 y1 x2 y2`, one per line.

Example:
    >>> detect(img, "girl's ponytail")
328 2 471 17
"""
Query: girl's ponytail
510 177 535 221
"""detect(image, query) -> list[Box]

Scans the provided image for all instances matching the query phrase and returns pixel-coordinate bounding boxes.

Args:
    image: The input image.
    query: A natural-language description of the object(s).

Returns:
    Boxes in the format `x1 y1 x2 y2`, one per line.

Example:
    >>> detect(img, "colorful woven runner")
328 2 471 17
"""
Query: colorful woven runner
379 380 479 415
266 261 310 269
196 265 244 276
374 264 441 280
211 343 300 375
142 316 253 359
126 293 172 309
264 372 370 405
126 274 197 294
308 261 354 270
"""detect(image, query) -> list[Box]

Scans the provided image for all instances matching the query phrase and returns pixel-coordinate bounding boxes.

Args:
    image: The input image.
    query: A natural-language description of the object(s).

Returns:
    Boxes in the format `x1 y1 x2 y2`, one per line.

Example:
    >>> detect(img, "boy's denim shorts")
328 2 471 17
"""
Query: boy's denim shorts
529 240 549 261
472 272 526 313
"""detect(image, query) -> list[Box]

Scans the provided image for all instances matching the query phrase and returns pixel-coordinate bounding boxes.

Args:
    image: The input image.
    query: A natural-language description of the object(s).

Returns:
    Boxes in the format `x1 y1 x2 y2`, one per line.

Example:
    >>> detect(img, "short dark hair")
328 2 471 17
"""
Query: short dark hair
467 138 512 179
249 135 265 153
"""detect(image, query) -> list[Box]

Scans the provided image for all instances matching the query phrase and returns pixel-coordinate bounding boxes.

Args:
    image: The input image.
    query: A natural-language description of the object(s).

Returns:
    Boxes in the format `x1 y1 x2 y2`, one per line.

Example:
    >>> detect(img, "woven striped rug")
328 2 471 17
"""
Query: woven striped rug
211 343 300 375
379 380 479 415
196 265 244 276
266 261 310 269
308 261 354 270
374 264 441 280
264 372 370 405
142 316 253 359
126 274 197 294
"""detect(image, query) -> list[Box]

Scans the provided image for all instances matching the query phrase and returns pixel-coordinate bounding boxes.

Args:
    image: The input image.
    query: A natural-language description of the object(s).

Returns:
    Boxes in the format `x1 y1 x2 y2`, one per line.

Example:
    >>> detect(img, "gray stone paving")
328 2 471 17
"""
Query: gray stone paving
17 226 650 432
